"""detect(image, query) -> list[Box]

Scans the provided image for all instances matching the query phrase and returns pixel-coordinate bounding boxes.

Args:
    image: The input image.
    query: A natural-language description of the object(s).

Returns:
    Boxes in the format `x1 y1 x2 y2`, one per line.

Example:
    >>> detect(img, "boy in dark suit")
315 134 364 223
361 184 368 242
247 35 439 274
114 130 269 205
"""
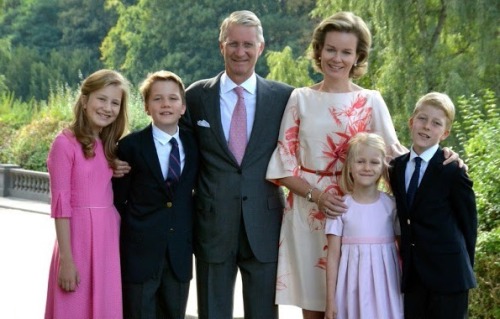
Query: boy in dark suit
389 92 477 319
113 70 198 319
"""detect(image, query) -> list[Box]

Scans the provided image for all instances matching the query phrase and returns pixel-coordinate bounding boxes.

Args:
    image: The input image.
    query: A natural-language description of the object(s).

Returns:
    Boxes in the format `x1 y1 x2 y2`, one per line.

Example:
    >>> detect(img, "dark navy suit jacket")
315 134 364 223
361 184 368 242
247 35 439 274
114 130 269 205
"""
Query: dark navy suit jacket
389 148 477 293
113 124 199 283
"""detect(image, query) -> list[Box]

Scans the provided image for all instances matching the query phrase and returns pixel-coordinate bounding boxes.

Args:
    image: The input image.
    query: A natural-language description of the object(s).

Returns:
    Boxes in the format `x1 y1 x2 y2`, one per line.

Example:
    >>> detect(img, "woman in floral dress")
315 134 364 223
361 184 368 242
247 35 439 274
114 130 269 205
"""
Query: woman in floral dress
266 12 406 319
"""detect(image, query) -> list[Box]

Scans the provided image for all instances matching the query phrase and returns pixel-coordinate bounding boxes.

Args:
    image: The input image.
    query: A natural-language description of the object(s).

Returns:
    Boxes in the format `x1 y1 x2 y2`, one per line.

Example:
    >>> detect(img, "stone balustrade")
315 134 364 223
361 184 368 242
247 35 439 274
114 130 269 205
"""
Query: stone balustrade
0 164 50 203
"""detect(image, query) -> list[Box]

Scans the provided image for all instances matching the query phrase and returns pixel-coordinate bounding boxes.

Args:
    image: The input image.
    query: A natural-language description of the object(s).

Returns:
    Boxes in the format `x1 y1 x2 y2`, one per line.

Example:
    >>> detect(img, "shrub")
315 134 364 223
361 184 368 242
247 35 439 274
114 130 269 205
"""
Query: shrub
0 122 16 163
469 228 500 318
10 115 69 171
459 90 499 231
127 89 150 133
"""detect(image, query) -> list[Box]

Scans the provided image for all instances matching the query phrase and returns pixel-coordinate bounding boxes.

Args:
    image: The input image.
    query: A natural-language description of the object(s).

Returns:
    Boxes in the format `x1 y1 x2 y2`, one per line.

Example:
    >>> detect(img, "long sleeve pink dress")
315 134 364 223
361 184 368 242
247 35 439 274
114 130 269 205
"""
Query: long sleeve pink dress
45 131 122 319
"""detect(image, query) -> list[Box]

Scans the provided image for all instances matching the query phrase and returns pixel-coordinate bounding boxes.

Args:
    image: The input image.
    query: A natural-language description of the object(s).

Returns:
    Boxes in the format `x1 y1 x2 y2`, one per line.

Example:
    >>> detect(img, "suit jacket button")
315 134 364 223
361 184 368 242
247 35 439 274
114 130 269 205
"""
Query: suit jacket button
237 169 242 174
169 228 174 232
411 243 415 247
166 202 173 208
242 196 248 201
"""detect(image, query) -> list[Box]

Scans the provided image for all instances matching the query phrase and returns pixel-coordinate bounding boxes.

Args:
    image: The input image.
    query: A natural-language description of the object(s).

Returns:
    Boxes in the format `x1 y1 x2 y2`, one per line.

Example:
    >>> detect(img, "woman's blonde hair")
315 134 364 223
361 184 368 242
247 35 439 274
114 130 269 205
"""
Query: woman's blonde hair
339 132 390 194
311 11 371 79
70 69 129 168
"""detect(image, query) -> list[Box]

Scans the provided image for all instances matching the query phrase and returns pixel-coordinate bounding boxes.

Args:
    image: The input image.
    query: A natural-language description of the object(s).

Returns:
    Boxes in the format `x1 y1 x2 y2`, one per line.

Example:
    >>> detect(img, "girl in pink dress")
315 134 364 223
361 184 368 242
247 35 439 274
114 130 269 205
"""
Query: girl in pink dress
45 69 129 319
325 132 403 319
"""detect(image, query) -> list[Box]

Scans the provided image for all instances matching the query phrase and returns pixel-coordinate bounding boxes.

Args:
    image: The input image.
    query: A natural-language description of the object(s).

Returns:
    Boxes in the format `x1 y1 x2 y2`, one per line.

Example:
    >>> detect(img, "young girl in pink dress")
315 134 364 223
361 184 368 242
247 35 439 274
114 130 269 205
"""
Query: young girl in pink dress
325 132 403 319
44 69 129 319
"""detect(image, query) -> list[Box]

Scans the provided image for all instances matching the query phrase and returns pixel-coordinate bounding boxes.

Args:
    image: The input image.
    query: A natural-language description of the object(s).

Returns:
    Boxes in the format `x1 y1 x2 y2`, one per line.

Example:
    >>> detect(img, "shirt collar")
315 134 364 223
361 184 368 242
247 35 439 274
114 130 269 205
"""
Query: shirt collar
152 123 180 145
220 72 257 95
409 144 439 163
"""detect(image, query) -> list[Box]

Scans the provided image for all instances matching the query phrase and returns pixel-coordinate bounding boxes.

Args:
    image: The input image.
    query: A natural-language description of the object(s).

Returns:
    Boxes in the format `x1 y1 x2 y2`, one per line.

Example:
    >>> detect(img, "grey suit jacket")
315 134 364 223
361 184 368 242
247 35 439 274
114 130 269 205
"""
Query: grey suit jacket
183 72 293 263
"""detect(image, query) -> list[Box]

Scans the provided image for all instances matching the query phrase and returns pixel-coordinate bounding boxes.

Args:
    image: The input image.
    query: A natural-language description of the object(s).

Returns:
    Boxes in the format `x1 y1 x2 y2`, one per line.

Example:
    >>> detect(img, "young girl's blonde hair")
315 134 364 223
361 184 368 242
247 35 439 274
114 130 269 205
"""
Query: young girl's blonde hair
339 132 390 194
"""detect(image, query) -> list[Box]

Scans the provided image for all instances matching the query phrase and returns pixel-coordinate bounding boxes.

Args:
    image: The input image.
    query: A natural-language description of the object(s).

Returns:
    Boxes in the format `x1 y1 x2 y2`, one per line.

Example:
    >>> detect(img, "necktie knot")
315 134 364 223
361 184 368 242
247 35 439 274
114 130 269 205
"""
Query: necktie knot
170 137 178 148
414 156 422 168
234 86 244 99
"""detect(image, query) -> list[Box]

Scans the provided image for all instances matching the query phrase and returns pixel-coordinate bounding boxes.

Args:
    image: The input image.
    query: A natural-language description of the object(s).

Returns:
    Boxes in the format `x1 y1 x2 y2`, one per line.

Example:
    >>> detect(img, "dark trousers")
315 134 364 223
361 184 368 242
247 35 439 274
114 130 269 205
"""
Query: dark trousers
122 256 190 319
196 222 278 319
404 270 469 319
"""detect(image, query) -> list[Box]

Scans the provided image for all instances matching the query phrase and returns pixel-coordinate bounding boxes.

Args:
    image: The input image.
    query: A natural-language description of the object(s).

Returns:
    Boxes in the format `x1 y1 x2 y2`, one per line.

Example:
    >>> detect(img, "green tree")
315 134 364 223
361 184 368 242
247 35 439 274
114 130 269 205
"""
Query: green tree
266 46 314 87
101 0 315 86
0 0 117 100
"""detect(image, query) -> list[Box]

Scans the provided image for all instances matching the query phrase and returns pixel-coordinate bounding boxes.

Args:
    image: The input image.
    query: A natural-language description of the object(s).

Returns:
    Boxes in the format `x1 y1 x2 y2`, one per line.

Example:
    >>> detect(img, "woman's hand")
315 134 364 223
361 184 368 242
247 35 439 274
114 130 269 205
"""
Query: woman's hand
317 192 347 219
58 258 80 292
112 159 131 178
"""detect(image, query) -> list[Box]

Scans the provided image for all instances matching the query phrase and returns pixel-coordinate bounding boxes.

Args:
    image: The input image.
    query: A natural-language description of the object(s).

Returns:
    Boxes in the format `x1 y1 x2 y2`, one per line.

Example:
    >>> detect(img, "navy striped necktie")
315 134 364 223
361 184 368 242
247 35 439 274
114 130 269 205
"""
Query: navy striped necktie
166 138 180 196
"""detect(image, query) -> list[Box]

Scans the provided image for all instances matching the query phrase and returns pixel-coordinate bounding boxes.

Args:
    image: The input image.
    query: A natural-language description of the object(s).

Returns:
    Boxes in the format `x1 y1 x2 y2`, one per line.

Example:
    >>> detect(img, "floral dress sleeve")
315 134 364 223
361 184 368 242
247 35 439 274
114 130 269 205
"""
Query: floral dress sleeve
47 132 75 218
266 89 301 181
369 90 407 158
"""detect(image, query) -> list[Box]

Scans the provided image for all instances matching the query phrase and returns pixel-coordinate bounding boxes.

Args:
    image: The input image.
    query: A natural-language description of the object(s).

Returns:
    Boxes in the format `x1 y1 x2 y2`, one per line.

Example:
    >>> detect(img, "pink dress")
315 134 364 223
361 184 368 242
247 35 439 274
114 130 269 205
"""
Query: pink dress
325 193 403 319
266 87 403 311
45 131 122 319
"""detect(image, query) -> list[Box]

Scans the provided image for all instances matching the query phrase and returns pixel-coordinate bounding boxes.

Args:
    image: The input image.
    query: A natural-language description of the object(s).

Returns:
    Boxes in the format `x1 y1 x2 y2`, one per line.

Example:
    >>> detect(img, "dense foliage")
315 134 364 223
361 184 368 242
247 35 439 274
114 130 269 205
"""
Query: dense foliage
0 0 315 99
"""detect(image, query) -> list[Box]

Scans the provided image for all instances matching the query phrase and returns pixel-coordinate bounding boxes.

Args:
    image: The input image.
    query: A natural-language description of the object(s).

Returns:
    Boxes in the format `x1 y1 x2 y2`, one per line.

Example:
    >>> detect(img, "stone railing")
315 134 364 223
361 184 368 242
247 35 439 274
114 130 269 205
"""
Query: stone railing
0 164 50 203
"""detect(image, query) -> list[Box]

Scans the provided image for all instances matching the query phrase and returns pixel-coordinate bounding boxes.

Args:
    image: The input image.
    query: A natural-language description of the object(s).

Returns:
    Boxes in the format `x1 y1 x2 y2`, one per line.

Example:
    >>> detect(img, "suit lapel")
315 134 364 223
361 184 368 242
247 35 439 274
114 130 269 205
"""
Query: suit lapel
140 125 165 185
244 76 271 164
201 75 237 162
178 128 194 178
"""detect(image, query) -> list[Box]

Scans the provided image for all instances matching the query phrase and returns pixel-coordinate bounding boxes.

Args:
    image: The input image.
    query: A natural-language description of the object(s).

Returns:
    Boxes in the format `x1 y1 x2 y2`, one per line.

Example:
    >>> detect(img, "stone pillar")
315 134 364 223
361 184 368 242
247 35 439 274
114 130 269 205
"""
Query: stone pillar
0 164 20 197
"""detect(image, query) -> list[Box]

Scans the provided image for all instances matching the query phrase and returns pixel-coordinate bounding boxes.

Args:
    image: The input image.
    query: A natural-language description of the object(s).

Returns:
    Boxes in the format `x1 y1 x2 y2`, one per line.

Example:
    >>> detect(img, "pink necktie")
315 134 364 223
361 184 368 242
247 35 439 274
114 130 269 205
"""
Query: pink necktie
228 86 247 164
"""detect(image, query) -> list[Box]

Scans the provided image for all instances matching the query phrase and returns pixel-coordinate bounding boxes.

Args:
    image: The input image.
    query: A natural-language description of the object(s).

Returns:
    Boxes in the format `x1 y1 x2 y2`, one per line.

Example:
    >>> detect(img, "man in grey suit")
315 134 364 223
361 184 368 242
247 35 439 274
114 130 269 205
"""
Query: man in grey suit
182 10 294 319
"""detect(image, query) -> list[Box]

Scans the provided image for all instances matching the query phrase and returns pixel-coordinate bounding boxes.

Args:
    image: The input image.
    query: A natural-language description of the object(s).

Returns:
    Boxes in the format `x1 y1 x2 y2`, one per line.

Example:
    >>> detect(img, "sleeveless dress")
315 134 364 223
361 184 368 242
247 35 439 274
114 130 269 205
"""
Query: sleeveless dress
325 193 403 319
266 87 403 311
45 131 122 319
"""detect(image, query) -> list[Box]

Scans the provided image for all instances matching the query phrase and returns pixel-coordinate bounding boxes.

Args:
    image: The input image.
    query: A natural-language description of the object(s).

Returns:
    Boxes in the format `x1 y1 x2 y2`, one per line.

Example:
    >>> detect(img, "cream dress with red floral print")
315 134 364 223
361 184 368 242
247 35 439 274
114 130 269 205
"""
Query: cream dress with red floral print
266 87 404 311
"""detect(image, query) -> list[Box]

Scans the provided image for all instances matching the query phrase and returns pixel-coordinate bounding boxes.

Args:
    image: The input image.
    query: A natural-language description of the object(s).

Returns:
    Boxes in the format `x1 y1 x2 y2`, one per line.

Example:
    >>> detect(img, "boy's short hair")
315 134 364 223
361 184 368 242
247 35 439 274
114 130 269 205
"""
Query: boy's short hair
412 92 455 129
139 70 186 104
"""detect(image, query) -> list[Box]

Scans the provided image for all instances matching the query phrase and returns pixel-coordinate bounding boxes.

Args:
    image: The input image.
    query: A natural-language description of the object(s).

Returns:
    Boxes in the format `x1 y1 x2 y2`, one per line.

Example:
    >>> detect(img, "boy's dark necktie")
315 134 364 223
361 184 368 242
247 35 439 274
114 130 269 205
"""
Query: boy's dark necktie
166 138 180 197
407 156 422 206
